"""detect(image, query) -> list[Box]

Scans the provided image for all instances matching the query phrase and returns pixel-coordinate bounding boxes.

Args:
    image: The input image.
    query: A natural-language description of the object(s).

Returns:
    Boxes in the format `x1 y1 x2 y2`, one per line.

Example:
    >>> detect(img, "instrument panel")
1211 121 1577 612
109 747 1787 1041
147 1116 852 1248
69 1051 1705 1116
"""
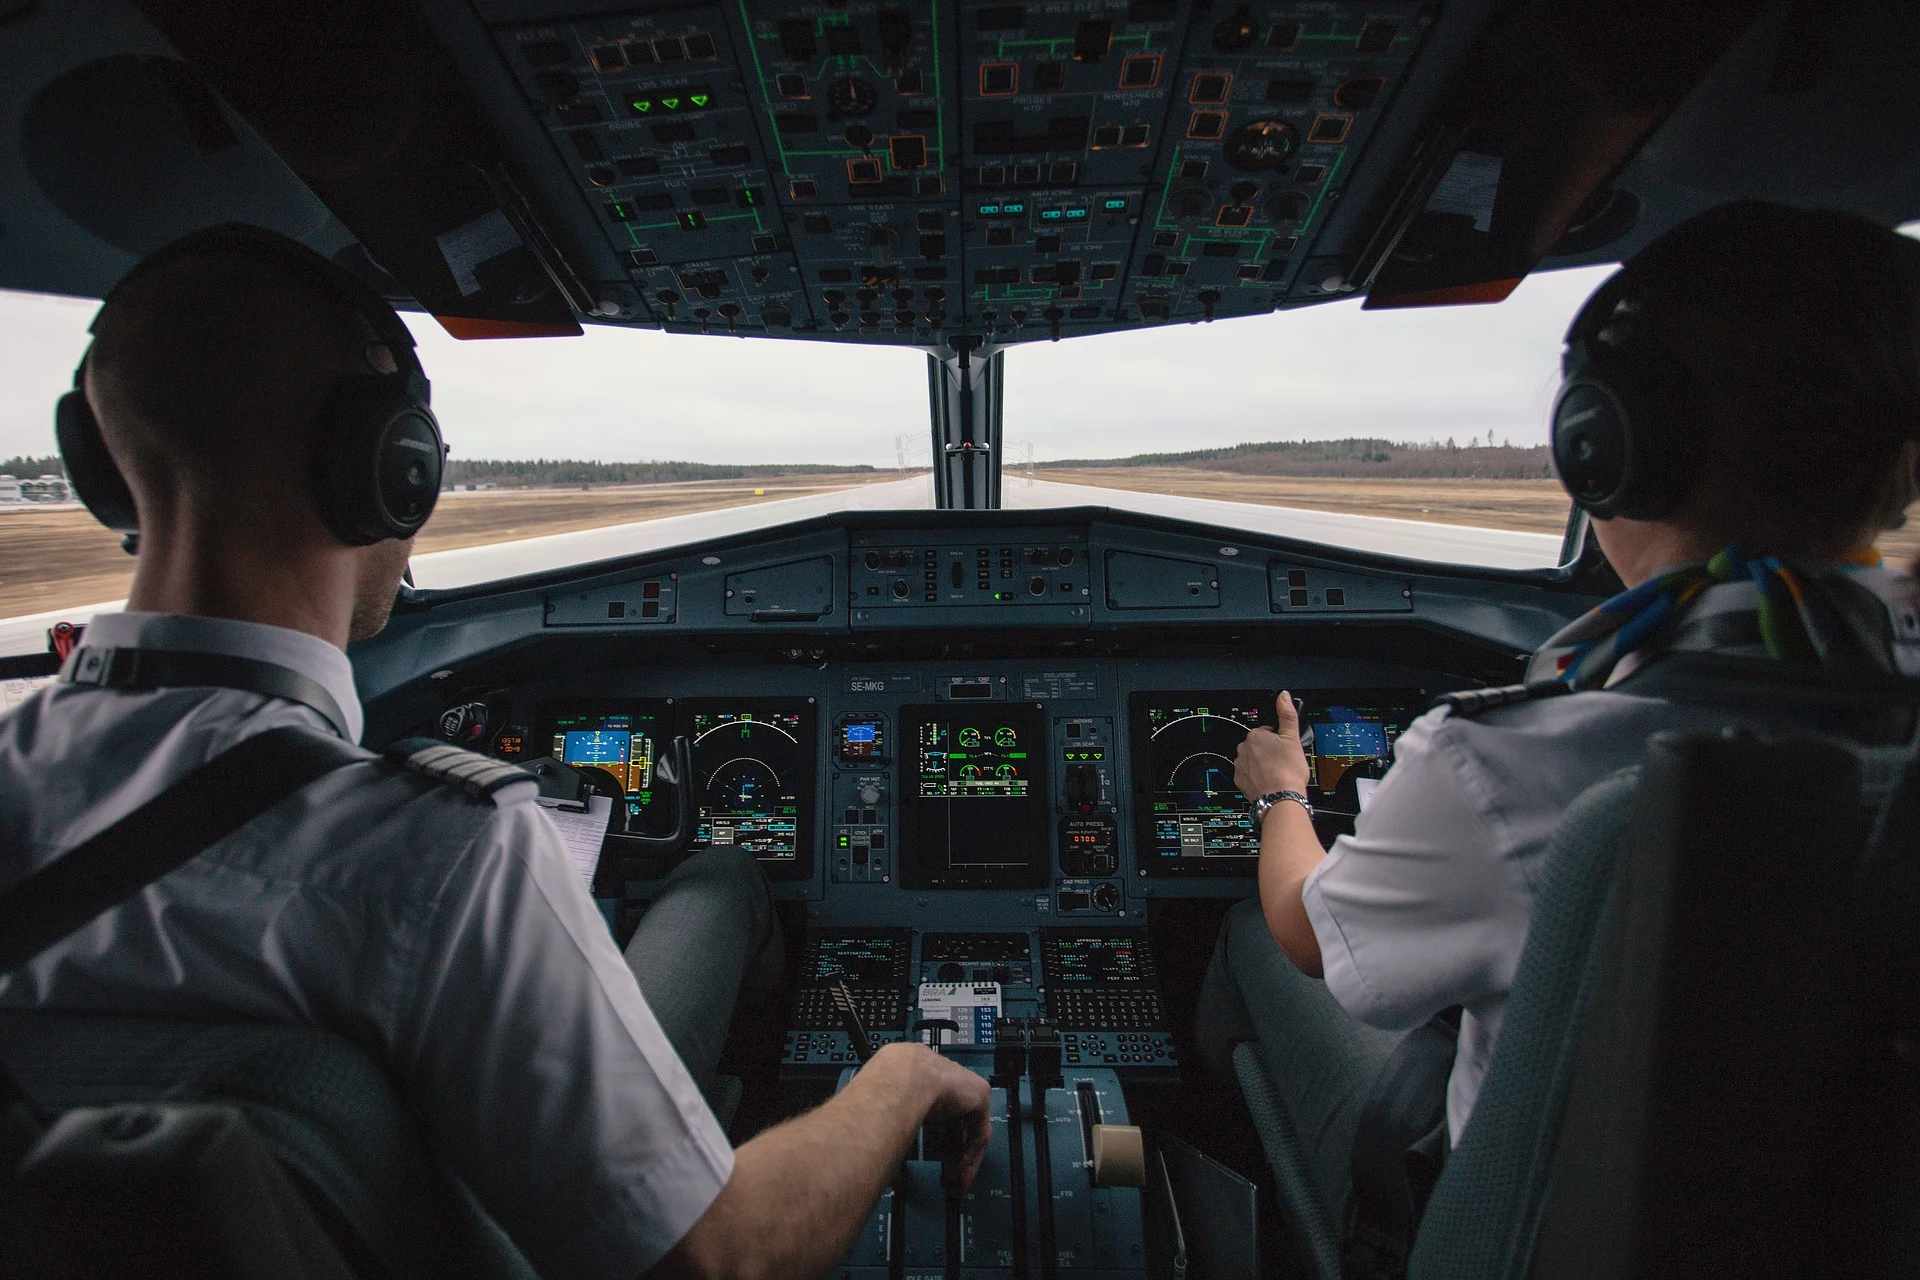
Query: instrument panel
505 660 1438 912
536 697 819 877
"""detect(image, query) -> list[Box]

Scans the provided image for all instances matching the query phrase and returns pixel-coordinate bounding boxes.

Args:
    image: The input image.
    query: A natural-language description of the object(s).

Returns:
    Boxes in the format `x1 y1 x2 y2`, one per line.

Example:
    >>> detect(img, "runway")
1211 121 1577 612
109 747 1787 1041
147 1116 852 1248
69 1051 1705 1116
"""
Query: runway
0 477 1561 657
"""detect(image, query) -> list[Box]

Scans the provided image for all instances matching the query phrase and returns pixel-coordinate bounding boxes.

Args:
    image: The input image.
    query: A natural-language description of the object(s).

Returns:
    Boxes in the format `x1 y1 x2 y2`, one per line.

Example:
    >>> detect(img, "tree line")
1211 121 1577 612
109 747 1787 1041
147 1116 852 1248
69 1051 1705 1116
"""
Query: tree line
443 458 877 487
1037 437 1555 481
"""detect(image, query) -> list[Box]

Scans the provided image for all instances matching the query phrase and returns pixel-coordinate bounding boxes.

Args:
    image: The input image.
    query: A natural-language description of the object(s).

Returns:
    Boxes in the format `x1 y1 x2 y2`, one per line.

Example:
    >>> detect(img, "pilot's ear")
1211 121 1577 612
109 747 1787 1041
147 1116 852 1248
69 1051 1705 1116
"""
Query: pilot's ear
363 341 398 375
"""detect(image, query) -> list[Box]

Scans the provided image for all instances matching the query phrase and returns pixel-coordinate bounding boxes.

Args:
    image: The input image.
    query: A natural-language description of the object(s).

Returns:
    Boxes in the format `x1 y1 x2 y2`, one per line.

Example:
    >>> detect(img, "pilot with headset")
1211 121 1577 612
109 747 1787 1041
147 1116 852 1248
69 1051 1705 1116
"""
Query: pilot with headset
1201 201 1920 1255
0 225 990 1279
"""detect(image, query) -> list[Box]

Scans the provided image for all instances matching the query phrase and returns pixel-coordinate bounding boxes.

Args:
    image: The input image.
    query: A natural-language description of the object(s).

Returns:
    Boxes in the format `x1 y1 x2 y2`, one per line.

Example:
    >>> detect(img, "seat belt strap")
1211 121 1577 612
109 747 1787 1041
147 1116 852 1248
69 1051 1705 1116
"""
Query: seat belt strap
61 646 354 742
0 726 368 977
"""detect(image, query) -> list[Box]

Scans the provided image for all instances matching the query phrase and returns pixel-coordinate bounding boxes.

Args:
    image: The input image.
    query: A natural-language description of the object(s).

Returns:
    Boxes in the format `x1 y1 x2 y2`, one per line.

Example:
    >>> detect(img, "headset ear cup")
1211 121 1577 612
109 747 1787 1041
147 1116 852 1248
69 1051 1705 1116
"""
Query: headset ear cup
55 388 140 534
1552 346 1698 522
1552 377 1634 518
312 379 444 545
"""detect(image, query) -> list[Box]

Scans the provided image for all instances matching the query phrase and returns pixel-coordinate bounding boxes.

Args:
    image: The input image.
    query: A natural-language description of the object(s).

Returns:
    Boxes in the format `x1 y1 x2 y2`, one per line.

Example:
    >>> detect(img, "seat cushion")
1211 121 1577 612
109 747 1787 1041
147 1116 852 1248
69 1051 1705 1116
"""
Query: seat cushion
0 1011 536 1280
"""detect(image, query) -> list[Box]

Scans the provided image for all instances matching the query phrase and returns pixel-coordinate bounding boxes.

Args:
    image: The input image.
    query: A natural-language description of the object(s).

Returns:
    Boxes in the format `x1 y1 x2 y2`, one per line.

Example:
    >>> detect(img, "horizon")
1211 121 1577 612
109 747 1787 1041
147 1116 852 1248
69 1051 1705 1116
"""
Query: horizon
1 430 1555 480
0 265 1614 467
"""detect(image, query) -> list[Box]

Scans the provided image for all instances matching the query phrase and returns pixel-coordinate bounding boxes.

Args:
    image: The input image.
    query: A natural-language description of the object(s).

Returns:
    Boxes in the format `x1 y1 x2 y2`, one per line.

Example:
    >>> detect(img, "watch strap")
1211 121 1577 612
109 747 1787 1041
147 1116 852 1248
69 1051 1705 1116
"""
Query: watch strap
1252 789 1312 822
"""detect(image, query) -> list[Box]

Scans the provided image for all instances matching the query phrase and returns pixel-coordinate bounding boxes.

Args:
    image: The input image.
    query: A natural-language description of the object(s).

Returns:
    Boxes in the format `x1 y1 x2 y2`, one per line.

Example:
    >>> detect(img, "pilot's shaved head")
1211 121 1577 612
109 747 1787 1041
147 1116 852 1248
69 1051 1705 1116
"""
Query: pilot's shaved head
85 247 416 641
84 249 394 538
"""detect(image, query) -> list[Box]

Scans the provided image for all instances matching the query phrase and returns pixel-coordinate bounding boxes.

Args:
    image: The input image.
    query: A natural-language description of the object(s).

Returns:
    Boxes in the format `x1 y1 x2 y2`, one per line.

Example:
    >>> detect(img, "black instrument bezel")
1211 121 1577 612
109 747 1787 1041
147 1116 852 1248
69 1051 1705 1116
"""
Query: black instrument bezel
898 700 1052 890
678 696 819 881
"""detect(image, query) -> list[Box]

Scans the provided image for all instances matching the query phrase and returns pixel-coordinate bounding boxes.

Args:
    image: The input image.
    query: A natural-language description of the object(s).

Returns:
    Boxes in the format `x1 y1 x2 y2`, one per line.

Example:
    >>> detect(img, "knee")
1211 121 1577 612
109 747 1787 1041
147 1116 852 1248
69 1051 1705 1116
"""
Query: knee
1196 899 1263 1074
663 848 773 925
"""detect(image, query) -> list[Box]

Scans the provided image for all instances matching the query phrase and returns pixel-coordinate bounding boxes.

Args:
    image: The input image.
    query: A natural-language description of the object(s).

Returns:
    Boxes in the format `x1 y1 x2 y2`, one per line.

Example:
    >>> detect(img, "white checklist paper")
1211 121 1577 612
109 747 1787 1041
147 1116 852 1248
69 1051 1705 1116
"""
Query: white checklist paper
537 794 614 889
917 981 1004 1047
0 675 55 715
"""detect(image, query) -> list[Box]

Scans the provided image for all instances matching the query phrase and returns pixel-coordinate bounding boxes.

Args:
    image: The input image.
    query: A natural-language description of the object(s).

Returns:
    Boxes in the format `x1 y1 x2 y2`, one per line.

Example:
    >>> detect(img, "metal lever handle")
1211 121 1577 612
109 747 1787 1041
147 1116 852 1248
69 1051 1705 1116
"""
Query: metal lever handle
913 1018 960 1050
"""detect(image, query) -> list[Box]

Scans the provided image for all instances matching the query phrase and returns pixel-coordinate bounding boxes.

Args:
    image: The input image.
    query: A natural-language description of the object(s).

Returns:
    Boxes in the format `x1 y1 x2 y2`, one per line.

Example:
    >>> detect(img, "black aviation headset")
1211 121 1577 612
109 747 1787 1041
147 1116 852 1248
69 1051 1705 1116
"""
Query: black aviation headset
56 223 445 549
1550 202 1920 523
1549 249 1711 522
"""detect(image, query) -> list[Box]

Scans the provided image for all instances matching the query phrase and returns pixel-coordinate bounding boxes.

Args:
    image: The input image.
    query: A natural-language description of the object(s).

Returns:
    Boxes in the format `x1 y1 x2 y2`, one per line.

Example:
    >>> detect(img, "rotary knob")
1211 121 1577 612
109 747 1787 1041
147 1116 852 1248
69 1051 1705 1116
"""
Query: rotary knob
857 781 885 806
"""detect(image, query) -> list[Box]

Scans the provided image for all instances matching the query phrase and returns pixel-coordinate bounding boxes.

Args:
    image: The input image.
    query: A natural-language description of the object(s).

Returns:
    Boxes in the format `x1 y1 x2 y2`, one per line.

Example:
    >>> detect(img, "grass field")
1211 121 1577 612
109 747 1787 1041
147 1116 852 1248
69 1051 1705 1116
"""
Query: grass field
4 469 1916 621
0 475 896 619
1039 468 1579 533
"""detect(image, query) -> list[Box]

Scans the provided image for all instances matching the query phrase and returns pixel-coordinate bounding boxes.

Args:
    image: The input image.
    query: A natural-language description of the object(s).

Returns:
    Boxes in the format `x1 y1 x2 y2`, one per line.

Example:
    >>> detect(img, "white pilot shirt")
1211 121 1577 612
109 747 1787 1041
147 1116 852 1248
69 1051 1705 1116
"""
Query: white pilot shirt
1301 568 1920 1144
0 611 731 1278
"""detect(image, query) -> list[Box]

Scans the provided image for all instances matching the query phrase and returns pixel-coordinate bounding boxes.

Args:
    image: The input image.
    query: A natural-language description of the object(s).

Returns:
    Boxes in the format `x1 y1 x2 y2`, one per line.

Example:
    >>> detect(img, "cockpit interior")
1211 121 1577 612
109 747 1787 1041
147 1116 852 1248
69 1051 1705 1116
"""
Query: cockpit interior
2 0 1919 1277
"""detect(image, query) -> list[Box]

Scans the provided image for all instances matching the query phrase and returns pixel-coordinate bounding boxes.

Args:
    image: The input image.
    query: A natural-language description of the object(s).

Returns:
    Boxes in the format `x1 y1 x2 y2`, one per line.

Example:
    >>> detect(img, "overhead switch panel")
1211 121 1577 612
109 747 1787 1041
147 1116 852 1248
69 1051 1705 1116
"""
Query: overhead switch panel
486 0 1433 345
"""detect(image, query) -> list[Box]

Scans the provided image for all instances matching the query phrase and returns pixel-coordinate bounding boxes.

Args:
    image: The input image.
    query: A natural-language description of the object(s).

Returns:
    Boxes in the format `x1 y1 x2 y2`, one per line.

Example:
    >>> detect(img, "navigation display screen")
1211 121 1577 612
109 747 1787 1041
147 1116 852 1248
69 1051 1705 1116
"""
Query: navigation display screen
899 703 1049 889
1130 691 1274 877
540 701 674 833
1042 932 1155 985
684 699 815 875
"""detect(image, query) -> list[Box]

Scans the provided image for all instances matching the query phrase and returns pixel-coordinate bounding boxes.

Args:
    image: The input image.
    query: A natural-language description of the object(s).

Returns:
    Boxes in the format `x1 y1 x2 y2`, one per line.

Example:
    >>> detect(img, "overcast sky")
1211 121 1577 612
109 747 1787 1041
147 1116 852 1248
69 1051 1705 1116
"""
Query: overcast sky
0 266 1617 468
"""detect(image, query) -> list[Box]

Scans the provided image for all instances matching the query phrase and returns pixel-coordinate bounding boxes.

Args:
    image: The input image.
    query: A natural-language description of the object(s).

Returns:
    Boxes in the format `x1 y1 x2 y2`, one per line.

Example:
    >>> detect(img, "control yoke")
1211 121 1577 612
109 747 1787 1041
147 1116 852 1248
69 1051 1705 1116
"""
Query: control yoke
531 735 696 865
626 734 695 856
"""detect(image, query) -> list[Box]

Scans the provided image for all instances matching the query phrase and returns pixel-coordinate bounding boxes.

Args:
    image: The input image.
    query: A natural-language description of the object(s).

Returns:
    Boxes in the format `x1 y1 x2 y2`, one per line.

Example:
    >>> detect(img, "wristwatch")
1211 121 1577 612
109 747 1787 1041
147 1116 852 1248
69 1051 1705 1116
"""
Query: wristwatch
1250 789 1312 824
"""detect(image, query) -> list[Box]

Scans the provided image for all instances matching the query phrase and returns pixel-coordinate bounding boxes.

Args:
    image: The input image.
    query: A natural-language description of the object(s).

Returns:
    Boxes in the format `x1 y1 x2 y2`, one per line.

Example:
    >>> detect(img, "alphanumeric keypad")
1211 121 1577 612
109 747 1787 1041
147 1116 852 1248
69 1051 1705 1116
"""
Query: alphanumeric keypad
1045 987 1165 1031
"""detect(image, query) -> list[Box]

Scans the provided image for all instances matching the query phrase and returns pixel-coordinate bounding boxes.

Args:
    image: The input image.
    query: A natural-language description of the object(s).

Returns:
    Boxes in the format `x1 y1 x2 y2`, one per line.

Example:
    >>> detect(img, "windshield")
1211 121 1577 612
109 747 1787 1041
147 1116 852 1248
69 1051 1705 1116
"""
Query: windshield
6 256 1906 651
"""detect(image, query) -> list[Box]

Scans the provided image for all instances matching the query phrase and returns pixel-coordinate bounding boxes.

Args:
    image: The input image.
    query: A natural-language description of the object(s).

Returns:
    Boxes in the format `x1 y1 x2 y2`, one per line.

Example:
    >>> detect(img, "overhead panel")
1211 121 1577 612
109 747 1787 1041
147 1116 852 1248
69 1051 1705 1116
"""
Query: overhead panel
486 0 1434 346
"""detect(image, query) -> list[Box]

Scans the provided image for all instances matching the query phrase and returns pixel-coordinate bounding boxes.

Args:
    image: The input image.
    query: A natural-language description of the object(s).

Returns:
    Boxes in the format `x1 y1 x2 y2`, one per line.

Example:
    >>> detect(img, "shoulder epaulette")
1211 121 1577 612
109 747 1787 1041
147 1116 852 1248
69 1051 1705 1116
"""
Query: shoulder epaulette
1432 679 1572 718
385 737 538 807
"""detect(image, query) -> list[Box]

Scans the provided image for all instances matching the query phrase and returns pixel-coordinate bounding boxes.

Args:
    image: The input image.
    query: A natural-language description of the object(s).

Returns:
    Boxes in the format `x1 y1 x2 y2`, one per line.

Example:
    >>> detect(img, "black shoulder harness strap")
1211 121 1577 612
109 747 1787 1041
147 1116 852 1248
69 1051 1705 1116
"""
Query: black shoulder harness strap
62 646 354 742
0 726 369 977
1431 680 1573 718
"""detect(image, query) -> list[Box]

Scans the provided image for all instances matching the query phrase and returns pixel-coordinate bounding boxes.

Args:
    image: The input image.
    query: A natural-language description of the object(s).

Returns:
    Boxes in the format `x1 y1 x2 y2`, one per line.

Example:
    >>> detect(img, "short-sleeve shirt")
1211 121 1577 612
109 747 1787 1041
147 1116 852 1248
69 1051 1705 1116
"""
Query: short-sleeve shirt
0 611 731 1277
1302 568 1920 1143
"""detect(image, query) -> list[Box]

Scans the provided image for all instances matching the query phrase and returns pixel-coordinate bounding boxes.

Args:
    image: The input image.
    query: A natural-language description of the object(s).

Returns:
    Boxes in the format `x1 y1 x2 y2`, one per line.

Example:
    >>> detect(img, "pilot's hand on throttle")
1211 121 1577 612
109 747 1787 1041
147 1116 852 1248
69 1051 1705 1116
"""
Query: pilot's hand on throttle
882 1042 993 1188
1235 690 1311 800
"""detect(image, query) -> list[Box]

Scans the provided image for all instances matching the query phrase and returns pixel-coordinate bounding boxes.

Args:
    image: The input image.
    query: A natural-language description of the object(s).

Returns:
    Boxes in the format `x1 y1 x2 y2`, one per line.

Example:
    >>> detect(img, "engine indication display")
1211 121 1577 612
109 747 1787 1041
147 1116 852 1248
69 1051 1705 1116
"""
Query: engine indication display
900 703 1049 890
916 718 1032 799
685 700 816 876
1130 691 1274 877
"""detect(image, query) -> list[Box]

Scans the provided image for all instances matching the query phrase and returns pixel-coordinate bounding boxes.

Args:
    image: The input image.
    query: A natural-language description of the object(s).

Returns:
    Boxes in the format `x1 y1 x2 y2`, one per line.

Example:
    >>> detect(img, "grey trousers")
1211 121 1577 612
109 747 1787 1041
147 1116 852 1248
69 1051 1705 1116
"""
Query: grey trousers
1197 897 1404 1225
622 848 783 1101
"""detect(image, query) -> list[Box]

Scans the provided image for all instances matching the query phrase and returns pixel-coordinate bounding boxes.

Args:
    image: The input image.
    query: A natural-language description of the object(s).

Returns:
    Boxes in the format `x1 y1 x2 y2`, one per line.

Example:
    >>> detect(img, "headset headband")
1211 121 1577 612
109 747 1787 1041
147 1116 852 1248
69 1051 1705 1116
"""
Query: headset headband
89 223 427 401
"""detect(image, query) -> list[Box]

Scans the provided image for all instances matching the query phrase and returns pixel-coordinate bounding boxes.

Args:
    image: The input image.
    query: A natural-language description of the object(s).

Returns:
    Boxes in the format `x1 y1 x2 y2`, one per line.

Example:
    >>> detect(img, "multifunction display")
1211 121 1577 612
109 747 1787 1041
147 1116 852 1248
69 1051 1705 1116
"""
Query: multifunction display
899 703 1049 890
1129 691 1274 877
540 701 674 833
685 699 816 876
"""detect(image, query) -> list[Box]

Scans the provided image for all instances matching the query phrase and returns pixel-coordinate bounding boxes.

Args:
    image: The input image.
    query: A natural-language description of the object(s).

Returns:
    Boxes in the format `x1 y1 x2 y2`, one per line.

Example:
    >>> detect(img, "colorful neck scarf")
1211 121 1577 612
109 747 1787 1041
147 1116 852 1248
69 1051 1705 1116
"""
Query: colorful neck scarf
1527 546 1895 691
